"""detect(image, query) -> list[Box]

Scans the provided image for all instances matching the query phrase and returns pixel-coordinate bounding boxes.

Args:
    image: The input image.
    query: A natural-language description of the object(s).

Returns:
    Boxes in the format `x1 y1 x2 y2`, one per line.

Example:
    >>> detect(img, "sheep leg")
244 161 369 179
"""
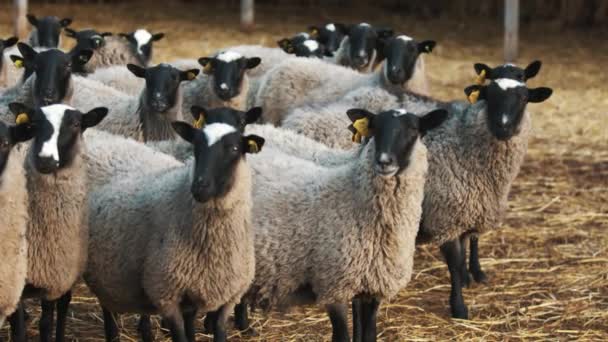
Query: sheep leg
440 239 469 319
361 298 379 342
39 299 55 342
459 236 472 288
183 308 197 342
203 310 217 334
352 298 363 342
326 303 349 342
55 291 72 342
102 307 119 342
163 308 188 342
138 315 155 342
8 301 26 342
211 305 231 342
469 235 488 284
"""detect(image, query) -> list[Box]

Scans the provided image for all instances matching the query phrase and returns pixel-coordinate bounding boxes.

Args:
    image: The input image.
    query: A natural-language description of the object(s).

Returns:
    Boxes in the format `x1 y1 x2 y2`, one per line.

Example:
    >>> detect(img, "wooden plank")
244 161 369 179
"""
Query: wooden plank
504 0 519 63
241 0 254 31
13 0 28 39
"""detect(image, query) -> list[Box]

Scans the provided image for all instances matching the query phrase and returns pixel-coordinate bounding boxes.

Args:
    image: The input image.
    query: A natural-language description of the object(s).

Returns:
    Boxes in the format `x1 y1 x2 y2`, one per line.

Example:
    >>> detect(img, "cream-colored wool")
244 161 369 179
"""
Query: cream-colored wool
246 137 427 308
0 145 29 327
254 56 428 126
85 157 255 317
225 45 291 80
82 36 142 74
24 139 89 301
87 65 145 96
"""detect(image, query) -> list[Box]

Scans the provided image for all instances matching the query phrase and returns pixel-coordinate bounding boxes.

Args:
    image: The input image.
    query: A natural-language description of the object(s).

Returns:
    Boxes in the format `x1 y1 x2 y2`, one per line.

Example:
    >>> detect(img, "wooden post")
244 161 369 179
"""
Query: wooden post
504 0 519 63
241 0 254 31
13 0 28 39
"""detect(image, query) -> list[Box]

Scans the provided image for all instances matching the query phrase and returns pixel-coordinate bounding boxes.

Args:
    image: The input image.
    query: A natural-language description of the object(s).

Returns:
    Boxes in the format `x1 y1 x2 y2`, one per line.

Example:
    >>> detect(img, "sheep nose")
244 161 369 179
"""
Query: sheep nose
377 153 394 166
358 50 366 58
196 177 212 189
154 92 163 99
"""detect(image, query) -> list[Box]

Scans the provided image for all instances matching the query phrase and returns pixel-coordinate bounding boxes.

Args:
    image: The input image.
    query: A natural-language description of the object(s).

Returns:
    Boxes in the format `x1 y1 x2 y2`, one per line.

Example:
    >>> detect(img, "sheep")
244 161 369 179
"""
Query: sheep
84 120 265 342
25 14 72 48
308 22 349 54
0 120 35 341
255 34 435 125
182 51 260 112
277 33 334 58
240 107 447 342
118 29 165 66
0 36 19 88
334 22 393 73
7 102 108 342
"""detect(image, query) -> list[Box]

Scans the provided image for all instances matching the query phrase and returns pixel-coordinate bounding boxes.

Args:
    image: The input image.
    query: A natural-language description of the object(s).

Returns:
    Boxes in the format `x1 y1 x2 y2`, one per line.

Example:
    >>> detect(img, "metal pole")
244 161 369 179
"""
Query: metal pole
504 0 519 63
13 0 28 39
241 0 254 31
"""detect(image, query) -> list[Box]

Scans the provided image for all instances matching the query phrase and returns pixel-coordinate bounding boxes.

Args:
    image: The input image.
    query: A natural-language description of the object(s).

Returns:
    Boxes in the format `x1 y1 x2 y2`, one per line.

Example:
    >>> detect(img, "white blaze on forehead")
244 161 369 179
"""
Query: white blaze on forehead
397 35 413 42
39 104 74 161
501 114 510 125
325 23 336 32
392 108 408 116
296 32 310 39
359 22 371 27
216 51 243 63
133 29 152 54
220 83 228 90
495 78 525 90
203 123 237 146
303 39 319 52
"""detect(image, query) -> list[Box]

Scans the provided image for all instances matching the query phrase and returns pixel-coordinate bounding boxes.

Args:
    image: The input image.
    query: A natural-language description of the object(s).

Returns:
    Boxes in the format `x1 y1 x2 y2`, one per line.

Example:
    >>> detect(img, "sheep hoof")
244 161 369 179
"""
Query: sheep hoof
472 270 488 284
240 327 259 337
451 305 469 320
461 273 473 288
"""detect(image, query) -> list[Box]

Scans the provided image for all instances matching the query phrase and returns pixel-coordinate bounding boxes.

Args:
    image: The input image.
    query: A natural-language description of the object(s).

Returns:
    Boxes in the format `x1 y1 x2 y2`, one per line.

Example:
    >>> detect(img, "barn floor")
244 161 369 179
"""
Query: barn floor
1 2 607 341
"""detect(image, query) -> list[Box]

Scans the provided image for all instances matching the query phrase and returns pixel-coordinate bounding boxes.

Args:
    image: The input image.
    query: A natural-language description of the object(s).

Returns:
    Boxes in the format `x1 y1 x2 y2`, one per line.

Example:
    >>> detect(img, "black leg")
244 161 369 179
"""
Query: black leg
138 315 154 342
203 310 217 335
352 298 362 342
184 309 197 342
326 304 349 342
102 307 119 342
459 236 471 288
361 298 380 342
212 305 230 342
234 302 248 331
55 291 72 342
440 239 469 319
469 235 488 284
8 301 26 342
164 309 188 342
39 300 55 342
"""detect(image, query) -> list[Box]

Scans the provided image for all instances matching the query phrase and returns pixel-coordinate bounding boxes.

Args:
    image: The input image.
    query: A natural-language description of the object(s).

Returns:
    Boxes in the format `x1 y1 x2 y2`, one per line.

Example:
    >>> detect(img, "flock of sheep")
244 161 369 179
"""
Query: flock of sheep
0 13 553 342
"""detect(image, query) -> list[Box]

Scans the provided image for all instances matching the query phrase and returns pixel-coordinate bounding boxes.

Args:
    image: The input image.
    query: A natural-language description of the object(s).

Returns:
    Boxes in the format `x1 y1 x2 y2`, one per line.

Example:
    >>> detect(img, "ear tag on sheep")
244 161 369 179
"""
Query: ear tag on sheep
247 139 260 153
14 59 24 68
15 113 29 125
186 71 197 80
474 69 486 85
202 63 213 75
193 115 205 129
310 28 319 37
350 117 370 143
468 90 480 104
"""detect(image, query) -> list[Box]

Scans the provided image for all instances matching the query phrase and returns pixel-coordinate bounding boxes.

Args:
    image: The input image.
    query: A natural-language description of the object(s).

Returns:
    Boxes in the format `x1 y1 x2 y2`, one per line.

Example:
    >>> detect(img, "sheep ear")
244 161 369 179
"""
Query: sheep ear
172 121 197 144
26 14 38 27
277 38 294 54
127 63 146 78
244 107 262 124
82 107 108 130
190 106 207 129
464 85 486 104
60 18 72 27
528 87 553 103
308 26 320 37
418 40 436 54
4 37 18 48
524 60 542 80
198 57 213 74
181 69 199 81
10 55 25 69
152 33 165 41
72 49 93 66
10 124 36 144
64 28 77 38
474 63 492 79
246 57 261 70
17 43 37 63
242 135 265 154
418 109 448 136
346 108 375 123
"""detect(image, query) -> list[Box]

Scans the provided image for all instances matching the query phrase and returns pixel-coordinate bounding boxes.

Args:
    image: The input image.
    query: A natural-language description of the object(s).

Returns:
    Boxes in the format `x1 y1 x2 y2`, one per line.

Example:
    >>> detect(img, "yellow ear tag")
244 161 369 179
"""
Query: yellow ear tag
468 90 480 104
351 117 370 143
15 113 29 125
193 115 205 129
203 64 213 75
14 59 24 68
474 69 486 85
187 71 197 80
310 28 319 37
247 139 260 153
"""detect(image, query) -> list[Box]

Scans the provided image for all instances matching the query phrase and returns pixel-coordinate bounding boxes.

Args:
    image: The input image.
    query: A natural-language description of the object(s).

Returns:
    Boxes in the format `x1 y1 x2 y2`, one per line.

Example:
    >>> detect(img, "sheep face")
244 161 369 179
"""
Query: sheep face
278 37 329 58
474 60 542 83
0 36 18 72
347 23 393 70
65 29 112 59
347 108 448 177
309 23 348 53
199 51 261 102
128 63 199 113
189 106 262 133
27 14 72 48
384 36 435 85
17 43 93 106
119 29 165 63
172 121 264 203
465 80 552 141
0 121 35 177
8 103 107 174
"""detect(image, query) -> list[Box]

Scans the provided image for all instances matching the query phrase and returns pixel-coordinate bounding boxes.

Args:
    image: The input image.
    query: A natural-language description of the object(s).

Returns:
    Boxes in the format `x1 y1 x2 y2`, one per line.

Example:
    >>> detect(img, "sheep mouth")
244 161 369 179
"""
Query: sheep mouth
374 165 399 178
